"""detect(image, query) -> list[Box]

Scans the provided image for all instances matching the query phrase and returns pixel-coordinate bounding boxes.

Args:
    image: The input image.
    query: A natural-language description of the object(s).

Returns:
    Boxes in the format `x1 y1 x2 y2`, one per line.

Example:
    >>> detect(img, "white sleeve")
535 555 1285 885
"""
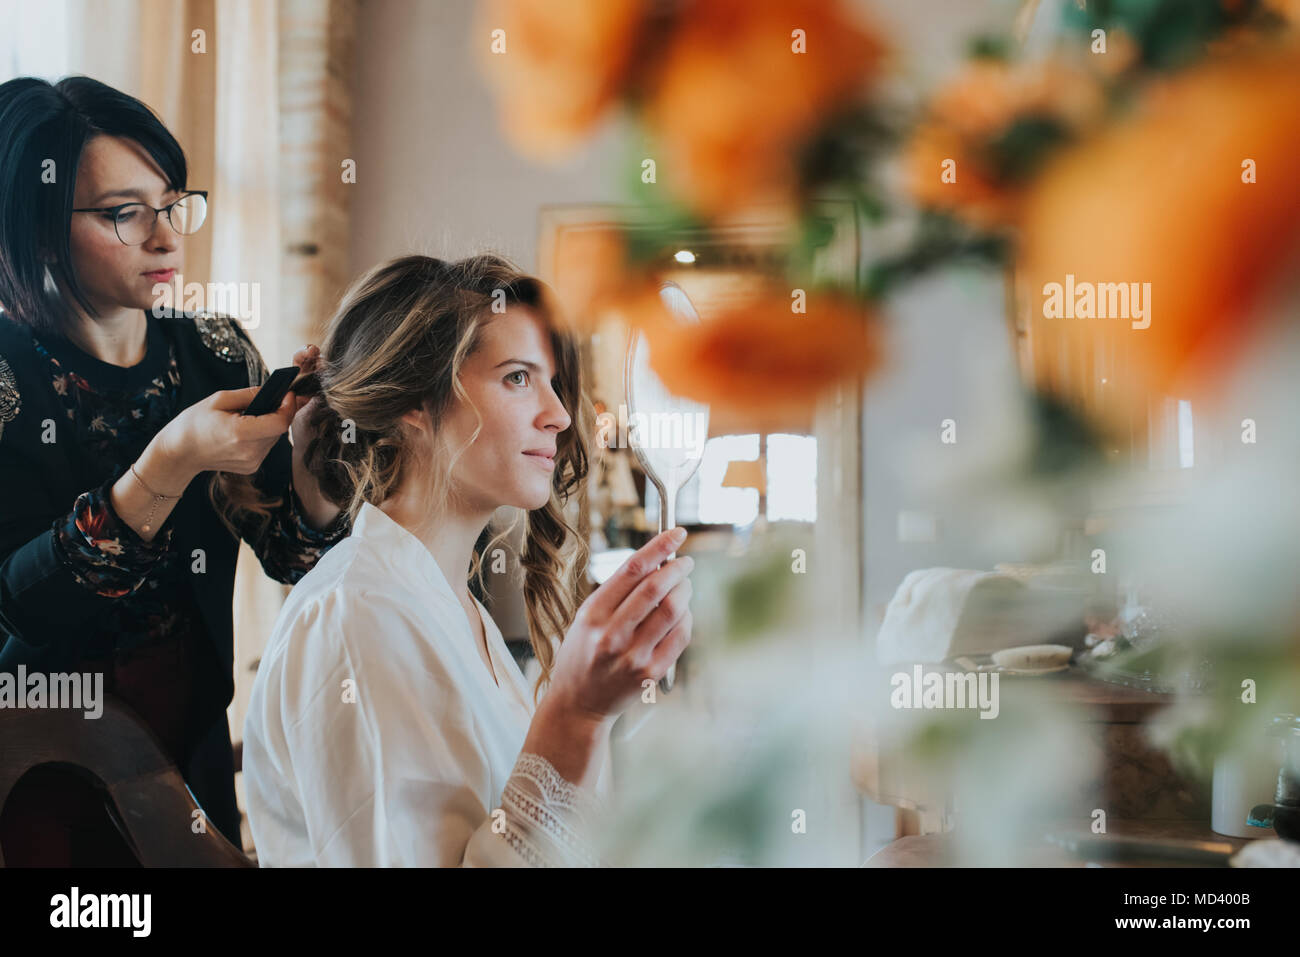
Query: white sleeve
277 590 608 867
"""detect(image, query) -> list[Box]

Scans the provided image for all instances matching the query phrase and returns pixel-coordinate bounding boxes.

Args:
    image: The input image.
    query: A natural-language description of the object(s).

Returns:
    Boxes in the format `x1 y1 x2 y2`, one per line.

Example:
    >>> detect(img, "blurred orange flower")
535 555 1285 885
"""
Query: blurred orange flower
644 0 885 221
548 225 647 335
903 58 1105 230
1089 28 1141 80
546 225 695 344
476 0 648 160
621 285 881 432
1019 42 1300 423
1260 0 1300 25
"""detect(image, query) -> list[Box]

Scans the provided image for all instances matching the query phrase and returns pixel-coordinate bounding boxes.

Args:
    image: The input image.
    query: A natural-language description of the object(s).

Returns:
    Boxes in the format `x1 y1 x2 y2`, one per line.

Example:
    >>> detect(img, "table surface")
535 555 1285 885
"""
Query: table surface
853 666 1184 804
945 664 1179 721
1037 668 1179 721
865 818 1255 867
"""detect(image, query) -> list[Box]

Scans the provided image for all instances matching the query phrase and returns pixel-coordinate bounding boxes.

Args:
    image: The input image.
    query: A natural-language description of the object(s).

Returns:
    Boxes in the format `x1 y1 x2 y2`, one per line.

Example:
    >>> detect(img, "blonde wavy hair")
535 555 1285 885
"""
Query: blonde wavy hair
296 253 593 704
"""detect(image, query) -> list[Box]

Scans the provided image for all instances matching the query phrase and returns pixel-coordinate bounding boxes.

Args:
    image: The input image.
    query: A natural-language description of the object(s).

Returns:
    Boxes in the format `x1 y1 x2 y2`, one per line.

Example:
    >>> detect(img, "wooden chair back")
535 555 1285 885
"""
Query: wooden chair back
0 694 252 867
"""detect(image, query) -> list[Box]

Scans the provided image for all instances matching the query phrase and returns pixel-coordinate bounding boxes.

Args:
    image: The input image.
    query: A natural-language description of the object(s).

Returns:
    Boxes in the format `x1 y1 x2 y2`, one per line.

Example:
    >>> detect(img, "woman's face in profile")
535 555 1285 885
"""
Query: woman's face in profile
66 134 185 316
440 304 572 513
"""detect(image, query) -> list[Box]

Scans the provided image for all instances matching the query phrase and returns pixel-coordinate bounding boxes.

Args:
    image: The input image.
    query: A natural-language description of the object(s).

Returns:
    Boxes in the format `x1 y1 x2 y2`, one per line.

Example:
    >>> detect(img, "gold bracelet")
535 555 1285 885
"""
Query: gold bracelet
130 463 182 534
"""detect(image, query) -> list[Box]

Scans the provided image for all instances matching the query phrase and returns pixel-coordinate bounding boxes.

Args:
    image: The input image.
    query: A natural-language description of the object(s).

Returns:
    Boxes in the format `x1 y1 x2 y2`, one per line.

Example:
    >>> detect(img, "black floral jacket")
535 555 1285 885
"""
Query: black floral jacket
0 308 350 841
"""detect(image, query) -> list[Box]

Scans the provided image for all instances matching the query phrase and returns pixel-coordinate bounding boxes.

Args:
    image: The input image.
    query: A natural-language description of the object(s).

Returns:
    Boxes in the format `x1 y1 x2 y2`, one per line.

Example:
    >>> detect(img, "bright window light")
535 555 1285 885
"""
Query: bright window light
589 548 635 584
1177 400 1194 469
646 434 760 527
644 433 818 527
765 433 817 521
2 3 70 81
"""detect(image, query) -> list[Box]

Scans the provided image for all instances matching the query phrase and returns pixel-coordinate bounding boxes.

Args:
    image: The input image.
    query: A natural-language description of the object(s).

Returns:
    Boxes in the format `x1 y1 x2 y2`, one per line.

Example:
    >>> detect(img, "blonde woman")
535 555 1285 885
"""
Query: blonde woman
242 254 694 866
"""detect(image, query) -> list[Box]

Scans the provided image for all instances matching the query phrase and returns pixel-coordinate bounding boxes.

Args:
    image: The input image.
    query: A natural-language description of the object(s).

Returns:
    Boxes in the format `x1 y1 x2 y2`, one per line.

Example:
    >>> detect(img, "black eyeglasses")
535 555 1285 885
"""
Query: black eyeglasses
72 190 208 246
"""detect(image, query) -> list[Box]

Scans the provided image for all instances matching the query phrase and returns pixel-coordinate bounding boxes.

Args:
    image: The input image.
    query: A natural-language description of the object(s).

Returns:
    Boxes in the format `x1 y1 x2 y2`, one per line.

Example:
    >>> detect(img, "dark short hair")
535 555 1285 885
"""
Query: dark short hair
0 75 188 334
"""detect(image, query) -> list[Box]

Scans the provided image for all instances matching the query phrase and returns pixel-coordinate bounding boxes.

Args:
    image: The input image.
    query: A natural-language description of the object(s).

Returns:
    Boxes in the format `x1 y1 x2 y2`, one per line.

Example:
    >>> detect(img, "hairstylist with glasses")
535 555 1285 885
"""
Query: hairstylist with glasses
73 189 209 247
0 76 350 865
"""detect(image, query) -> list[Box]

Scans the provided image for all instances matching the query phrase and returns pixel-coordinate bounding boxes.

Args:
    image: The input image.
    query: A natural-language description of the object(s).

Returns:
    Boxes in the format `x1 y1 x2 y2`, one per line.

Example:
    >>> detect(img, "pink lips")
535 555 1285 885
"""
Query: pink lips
143 269 175 283
523 450 556 469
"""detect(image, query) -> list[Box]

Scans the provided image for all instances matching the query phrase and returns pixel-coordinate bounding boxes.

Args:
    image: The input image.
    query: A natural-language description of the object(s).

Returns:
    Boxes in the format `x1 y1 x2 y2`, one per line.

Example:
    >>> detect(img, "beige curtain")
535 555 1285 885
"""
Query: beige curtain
213 1 287 799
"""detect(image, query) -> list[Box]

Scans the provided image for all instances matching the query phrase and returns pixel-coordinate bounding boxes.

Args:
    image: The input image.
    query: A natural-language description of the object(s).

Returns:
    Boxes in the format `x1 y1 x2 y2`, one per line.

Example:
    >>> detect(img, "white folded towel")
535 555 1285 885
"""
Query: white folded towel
874 567 1080 664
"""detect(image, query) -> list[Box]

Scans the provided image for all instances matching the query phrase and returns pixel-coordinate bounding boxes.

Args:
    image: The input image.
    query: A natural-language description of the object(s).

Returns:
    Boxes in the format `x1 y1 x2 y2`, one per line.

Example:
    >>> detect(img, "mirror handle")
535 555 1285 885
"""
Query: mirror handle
649 474 678 694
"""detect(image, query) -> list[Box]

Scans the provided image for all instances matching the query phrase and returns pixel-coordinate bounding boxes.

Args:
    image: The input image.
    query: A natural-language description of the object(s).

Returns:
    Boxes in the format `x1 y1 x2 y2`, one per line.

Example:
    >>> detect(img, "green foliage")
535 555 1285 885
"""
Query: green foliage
618 123 711 266
797 105 901 203
864 212 1008 300
724 546 800 643
1062 0 1272 71
981 115 1072 184
968 34 1015 61
1023 389 1107 477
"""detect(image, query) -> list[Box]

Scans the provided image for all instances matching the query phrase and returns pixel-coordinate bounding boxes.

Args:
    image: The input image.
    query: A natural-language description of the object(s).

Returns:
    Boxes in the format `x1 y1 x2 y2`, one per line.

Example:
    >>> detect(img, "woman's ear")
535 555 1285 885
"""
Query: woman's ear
400 407 430 433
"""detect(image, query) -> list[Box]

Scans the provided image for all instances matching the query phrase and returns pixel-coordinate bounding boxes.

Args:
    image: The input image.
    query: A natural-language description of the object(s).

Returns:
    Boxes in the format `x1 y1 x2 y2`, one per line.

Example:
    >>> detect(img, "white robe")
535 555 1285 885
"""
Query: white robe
242 501 609 867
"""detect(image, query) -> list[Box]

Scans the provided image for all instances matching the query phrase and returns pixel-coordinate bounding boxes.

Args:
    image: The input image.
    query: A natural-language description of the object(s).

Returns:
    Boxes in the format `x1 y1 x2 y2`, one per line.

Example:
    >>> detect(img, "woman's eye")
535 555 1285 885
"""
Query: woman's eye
506 369 528 386
115 208 141 222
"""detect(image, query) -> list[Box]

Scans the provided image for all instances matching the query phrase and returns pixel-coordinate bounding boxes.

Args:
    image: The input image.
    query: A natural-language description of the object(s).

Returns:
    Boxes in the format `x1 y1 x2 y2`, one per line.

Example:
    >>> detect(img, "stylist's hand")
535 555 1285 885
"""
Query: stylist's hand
288 344 322 450
547 528 695 725
150 385 296 491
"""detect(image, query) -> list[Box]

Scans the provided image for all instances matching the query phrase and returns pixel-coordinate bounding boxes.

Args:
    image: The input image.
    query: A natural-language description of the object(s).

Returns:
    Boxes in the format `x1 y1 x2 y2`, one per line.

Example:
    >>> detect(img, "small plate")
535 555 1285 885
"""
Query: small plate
952 655 1071 676
992 643 1073 671
997 662 1070 677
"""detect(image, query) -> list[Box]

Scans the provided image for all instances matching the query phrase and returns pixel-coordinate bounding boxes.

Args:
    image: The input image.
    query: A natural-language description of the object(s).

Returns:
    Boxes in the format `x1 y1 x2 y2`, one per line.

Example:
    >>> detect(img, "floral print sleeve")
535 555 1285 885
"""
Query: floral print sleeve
52 477 173 599
244 482 350 585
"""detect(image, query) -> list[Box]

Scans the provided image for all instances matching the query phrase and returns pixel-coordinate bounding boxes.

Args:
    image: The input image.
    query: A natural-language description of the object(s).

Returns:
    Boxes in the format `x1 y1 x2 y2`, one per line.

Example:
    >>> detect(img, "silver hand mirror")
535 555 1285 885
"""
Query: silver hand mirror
624 280 710 694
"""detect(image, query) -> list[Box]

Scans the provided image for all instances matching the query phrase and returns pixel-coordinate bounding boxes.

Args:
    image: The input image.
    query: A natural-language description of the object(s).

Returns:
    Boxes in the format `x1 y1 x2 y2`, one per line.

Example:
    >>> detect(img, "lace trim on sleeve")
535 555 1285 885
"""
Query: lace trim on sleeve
498 751 608 867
